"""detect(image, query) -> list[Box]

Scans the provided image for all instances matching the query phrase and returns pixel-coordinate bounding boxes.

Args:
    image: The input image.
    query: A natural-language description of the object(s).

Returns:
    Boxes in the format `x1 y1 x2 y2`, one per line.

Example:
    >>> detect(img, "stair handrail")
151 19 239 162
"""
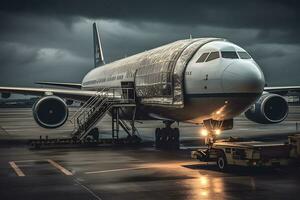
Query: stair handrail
72 87 135 124
71 86 137 139
70 87 109 123
81 100 111 132
70 93 99 123
76 96 109 126
78 101 114 140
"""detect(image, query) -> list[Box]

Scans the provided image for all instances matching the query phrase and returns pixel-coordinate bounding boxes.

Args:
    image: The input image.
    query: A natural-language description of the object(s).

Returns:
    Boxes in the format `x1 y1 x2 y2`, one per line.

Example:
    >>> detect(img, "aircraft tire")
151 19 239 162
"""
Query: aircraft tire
155 128 161 148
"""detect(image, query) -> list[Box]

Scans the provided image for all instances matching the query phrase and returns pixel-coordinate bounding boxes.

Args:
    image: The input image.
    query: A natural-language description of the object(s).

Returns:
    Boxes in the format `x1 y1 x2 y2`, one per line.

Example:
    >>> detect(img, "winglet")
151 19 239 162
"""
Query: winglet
93 22 105 67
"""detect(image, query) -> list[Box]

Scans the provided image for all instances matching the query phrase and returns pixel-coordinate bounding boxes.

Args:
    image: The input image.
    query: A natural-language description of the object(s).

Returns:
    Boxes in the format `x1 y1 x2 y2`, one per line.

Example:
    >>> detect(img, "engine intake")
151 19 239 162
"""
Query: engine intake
33 96 68 128
245 93 288 124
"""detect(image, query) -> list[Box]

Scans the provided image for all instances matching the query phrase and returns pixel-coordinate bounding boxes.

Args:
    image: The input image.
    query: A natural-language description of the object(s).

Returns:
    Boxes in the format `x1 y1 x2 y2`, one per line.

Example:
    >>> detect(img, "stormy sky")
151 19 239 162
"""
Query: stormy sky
0 0 299 88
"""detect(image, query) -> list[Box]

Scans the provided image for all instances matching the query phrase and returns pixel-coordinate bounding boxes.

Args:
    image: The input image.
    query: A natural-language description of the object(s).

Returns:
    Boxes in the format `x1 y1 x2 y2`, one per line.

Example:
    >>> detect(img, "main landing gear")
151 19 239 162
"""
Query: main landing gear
155 121 180 150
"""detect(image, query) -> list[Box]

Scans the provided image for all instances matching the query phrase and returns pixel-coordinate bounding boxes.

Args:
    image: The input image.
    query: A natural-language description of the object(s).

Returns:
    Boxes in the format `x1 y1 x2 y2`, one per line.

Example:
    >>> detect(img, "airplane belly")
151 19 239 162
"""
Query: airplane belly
126 95 257 123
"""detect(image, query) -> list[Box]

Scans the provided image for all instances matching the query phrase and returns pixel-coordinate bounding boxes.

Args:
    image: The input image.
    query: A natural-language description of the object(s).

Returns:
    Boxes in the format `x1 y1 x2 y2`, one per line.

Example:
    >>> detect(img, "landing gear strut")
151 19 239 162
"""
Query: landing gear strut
155 121 180 150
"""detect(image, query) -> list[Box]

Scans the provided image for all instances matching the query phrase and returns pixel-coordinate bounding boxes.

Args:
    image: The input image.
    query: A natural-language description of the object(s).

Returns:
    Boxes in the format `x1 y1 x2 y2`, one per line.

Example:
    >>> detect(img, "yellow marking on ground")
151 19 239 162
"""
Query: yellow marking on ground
85 167 148 174
9 161 25 177
47 159 72 176
14 159 39 163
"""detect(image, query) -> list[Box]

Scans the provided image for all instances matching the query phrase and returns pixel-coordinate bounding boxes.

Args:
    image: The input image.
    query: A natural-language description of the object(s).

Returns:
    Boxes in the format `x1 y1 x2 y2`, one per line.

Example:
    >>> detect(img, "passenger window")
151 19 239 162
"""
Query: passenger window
221 51 239 59
196 53 209 63
206 51 219 62
238 51 251 59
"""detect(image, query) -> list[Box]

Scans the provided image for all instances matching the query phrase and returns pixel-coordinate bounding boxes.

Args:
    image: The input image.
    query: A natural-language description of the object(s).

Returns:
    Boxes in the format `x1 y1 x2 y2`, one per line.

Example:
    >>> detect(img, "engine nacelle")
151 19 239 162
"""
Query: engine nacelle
245 93 288 124
32 96 68 128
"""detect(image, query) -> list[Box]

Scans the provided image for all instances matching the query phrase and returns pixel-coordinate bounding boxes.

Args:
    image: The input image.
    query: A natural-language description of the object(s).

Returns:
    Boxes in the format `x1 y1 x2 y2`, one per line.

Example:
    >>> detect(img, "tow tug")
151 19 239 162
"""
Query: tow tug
191 133 300 171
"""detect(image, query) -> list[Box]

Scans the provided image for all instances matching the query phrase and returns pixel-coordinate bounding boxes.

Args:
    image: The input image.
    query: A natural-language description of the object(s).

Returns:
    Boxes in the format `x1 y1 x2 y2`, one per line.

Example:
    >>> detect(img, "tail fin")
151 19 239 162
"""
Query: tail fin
93 22 105 67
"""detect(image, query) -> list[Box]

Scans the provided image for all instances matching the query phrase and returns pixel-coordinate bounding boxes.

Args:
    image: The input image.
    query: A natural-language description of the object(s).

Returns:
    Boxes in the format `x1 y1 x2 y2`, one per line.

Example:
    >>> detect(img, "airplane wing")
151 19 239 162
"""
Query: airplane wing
35 81 82 89
0 86 96 102
264 86 300 93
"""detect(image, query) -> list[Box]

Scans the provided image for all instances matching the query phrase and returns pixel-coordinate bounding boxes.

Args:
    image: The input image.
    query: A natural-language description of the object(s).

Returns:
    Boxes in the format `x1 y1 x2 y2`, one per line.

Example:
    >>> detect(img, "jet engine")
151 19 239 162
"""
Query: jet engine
244 93 288 124
32 96 68 128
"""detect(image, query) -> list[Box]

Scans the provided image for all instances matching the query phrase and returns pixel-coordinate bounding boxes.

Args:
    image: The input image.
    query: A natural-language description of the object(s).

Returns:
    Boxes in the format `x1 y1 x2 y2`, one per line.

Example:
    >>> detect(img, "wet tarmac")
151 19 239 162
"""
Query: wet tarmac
1 107 300 199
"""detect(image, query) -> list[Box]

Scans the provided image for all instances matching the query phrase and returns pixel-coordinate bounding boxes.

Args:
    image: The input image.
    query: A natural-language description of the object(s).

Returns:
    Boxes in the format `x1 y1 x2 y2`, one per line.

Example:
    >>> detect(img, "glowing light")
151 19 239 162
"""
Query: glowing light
215 129 221 135
201 190 209 197
201 129 208 136
199 176 208 186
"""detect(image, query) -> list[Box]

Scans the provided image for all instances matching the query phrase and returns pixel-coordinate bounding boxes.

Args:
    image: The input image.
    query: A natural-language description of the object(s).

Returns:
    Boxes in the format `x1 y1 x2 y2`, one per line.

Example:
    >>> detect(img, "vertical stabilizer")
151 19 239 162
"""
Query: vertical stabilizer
93 22 105 67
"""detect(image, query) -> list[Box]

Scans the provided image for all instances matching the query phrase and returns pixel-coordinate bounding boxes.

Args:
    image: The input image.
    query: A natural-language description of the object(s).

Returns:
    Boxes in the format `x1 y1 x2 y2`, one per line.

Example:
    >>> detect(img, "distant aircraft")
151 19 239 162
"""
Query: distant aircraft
1 23 299 148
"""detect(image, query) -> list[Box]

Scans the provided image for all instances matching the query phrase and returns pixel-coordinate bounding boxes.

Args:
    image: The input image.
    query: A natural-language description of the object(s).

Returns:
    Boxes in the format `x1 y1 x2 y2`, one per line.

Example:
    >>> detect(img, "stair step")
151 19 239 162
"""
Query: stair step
70 87 136 141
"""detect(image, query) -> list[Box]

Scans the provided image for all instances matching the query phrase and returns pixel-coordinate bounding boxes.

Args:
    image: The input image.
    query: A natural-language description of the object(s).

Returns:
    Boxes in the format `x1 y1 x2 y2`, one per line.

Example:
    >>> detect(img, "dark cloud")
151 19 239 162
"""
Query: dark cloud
1 0 299 29
0 42 39 65
0 0 299 88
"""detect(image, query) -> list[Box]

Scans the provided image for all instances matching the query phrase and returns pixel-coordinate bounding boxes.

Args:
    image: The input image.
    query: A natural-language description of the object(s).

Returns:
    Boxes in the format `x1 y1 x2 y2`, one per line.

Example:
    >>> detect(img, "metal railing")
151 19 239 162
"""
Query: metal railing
70 87 135 123
70 87 136 139
69 87 108 124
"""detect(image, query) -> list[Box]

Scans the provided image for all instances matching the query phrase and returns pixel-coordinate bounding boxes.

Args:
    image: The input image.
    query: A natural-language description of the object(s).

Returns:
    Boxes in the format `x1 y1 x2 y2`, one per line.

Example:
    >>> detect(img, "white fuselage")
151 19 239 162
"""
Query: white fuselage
81 40 265 123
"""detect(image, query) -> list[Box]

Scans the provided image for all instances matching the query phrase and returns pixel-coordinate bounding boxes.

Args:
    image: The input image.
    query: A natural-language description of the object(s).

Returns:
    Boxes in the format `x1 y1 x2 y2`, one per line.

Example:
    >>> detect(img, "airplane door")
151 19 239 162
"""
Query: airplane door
121 81 135 100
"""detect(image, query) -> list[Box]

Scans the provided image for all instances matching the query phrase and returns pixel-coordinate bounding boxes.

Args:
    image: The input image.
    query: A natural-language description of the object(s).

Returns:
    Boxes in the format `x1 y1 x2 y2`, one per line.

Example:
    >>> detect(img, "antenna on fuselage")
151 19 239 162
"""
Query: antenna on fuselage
93 22 105 67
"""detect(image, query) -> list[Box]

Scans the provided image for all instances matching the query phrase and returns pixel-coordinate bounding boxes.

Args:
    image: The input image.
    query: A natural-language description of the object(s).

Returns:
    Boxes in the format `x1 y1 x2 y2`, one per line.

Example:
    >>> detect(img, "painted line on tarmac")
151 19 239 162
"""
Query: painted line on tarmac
9 161 25 177
73 178 103 200
47 159 73 176
85 166 148 174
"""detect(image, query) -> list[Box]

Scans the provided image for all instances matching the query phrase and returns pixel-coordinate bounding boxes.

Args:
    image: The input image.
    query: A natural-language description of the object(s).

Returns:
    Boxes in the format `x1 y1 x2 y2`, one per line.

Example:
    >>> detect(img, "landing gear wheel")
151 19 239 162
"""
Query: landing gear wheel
155 127 180 150
127 134 142 144
155 128 161 148
217 153 227 171
172 128 180 150
161 128 168 149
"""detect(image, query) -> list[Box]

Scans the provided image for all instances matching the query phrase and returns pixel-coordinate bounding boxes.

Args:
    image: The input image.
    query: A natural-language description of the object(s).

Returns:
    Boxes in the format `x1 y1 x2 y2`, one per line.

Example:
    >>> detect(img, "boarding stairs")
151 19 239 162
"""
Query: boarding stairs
70 87 137 141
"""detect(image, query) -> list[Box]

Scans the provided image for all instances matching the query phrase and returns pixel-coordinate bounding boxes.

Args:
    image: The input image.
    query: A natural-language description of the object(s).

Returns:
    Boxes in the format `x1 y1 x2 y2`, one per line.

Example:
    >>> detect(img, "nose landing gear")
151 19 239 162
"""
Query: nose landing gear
203 130 218 147
202 119 233 146
155 121 180 150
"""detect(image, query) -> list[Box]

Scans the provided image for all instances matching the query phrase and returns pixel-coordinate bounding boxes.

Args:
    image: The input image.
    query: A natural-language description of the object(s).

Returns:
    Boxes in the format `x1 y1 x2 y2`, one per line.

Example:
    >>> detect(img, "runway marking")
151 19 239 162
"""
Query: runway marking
85 167 148 174
9 161 25 177
47 159 73 176
73 179 103 200
14 159 40 163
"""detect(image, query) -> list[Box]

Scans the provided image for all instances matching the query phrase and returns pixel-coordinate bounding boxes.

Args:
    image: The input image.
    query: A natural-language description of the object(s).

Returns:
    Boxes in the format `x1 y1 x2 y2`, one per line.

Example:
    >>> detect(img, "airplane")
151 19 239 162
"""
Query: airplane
1 23 300 148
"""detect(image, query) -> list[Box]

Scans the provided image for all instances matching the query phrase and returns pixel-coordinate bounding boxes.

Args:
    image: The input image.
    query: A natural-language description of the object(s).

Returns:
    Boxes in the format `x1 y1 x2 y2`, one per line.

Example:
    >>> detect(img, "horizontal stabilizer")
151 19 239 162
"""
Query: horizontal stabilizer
35 81 81 89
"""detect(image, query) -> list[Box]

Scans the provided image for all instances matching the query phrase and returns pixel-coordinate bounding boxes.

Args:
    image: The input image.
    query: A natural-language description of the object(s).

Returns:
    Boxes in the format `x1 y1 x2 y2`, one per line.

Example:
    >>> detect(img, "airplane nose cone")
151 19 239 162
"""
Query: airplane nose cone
222 61 265 93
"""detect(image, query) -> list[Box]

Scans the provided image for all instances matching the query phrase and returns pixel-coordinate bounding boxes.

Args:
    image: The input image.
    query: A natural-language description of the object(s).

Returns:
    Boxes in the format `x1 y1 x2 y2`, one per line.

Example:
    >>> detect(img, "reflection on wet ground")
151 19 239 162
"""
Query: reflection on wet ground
0 107 300 199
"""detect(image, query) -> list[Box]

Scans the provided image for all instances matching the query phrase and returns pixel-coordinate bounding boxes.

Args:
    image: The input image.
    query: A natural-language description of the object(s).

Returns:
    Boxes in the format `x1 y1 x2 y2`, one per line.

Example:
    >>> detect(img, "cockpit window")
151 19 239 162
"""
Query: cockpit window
221 51 239 59
206 51 219 62
238 51 251 59
196 52 209 63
